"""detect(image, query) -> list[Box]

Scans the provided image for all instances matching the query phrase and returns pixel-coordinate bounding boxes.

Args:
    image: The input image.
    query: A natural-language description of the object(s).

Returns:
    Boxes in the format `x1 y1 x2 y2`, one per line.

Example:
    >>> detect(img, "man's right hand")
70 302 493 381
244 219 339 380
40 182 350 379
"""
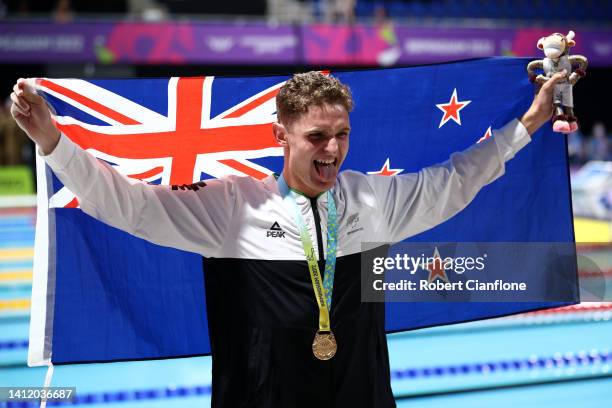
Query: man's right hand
10 78 60 155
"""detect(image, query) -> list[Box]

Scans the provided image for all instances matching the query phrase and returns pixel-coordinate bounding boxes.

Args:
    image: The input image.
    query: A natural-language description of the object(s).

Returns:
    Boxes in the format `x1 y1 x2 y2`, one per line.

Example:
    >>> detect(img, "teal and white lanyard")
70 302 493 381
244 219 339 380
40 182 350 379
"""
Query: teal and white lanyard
278 174 338 331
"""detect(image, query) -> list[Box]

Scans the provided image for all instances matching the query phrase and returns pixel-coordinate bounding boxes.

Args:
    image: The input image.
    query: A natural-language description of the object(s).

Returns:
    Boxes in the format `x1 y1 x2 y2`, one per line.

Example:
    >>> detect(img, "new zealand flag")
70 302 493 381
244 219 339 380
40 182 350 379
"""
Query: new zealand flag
29 58 577 366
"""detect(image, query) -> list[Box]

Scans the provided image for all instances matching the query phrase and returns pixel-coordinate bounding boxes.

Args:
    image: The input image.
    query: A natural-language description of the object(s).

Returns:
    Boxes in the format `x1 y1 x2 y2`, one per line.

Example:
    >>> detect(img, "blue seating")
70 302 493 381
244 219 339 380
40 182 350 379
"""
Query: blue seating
353 0 604 22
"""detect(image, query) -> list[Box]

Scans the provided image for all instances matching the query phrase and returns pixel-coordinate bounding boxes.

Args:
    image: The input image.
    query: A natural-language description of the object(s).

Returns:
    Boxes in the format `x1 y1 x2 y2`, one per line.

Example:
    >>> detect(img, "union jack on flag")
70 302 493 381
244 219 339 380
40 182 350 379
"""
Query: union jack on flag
29 59 576 368
36 76 286 209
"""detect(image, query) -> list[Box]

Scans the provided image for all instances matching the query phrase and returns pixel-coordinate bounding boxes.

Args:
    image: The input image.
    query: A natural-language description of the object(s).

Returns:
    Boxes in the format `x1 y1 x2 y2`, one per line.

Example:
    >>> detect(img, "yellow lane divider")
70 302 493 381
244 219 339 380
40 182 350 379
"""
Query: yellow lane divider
0 270 33 282
0 298 30 311
0 248 34 261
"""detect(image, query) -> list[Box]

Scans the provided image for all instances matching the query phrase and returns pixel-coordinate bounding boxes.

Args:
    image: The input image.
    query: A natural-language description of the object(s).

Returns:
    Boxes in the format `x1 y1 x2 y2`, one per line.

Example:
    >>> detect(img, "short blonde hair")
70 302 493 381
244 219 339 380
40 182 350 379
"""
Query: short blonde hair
276 71 353 126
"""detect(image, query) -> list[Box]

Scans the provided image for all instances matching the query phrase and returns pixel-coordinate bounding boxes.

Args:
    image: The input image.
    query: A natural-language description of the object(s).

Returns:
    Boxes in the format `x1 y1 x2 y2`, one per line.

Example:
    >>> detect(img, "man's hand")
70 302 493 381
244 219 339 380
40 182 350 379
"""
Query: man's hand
519 70 568 136
10 78 60 155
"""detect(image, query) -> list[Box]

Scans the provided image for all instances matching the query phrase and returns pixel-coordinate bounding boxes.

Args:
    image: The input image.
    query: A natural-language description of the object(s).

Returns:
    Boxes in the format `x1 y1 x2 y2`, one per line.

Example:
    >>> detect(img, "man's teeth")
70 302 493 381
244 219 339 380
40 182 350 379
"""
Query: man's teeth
315 159 335 166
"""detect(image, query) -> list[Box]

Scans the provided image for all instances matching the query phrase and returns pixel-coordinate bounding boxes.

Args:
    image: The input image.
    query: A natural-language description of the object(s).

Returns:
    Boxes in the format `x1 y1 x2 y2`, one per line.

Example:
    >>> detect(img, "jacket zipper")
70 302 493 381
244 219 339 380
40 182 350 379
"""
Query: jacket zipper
309 197 325 266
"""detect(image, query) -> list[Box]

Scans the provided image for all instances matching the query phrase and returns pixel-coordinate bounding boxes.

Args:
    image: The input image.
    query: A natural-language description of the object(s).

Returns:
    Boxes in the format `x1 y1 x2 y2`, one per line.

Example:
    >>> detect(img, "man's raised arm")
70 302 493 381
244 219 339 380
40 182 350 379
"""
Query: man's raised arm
10 78 236 256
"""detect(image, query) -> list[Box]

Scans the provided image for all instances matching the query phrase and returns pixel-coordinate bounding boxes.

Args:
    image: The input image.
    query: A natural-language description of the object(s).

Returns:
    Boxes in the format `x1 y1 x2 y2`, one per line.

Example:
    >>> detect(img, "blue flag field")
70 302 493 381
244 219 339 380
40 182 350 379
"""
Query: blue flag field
28 57 577 366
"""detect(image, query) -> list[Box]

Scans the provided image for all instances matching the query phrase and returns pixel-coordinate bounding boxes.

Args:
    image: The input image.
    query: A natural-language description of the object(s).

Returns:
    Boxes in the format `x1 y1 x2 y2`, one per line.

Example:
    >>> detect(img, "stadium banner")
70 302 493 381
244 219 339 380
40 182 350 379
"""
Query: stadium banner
0 21 610 66
29 58 577 367
301 25 612 66
0 21 300 64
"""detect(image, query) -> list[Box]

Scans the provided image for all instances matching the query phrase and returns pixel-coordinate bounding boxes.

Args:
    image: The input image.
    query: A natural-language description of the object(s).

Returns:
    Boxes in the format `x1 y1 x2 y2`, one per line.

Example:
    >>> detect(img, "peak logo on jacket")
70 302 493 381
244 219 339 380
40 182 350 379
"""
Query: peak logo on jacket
266 221 286 238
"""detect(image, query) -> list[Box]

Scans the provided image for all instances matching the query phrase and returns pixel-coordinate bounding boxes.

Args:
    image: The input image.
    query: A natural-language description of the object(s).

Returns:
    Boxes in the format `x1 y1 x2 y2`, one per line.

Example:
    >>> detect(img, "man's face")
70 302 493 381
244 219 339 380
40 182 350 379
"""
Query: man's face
275 103 350 197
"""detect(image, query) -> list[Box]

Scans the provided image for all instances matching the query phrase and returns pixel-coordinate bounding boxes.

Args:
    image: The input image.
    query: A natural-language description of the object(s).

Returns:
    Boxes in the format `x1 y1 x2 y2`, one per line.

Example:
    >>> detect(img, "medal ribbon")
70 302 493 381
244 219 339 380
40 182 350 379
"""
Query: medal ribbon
278 174 338 333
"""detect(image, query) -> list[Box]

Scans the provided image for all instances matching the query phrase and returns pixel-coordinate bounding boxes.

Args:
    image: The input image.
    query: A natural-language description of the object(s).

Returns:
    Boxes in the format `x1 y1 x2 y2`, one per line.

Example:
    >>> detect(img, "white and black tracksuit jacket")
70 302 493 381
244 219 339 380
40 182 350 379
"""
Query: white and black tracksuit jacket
43 119 530 407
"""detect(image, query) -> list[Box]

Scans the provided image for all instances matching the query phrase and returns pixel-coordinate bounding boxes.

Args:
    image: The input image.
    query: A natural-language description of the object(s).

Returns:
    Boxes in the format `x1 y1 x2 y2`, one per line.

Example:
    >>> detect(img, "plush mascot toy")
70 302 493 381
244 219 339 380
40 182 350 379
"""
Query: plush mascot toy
527 31 588 133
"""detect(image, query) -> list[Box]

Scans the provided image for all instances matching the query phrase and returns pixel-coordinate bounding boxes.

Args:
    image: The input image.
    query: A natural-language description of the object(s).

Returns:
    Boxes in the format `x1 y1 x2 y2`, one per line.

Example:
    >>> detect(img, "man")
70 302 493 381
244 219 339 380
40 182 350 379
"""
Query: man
11 70 567 407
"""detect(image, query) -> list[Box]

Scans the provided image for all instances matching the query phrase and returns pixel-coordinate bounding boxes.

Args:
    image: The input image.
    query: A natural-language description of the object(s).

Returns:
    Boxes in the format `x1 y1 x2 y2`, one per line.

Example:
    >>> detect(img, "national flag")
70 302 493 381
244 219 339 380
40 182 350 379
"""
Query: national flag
29 57 577 366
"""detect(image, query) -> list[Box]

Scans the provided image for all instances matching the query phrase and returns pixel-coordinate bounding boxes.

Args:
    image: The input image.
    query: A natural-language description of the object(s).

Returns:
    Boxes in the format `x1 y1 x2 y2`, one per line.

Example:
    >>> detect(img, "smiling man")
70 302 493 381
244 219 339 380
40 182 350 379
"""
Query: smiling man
273 73 352 196
11 70 566 407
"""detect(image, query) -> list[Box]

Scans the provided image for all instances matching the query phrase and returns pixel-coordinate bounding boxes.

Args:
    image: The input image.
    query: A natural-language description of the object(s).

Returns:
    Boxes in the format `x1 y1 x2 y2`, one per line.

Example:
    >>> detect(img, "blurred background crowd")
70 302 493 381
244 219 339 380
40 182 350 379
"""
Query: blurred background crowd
568 122 611 164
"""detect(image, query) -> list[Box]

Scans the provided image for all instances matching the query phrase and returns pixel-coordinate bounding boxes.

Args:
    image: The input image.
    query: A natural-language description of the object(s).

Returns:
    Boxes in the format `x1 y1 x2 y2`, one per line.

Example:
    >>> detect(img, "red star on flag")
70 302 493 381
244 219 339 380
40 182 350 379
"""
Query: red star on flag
477 126 493 144
367 158 403 176
436 88 471 128
426 247 450 283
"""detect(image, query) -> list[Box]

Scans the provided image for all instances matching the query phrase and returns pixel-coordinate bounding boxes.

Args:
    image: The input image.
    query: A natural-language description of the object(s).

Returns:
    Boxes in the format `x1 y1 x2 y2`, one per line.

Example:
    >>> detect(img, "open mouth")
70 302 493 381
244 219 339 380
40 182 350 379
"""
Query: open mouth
313 158 338 181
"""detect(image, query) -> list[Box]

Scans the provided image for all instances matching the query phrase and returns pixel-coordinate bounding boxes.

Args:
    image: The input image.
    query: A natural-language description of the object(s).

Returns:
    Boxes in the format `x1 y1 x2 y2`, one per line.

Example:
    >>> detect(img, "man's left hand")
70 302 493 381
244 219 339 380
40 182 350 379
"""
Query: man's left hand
519 70 568 135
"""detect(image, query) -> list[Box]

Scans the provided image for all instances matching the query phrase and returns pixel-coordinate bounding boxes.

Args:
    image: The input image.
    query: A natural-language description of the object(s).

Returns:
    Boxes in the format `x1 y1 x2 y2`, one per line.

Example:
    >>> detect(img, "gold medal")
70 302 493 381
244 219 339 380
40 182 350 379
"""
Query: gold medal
312 330 337 360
